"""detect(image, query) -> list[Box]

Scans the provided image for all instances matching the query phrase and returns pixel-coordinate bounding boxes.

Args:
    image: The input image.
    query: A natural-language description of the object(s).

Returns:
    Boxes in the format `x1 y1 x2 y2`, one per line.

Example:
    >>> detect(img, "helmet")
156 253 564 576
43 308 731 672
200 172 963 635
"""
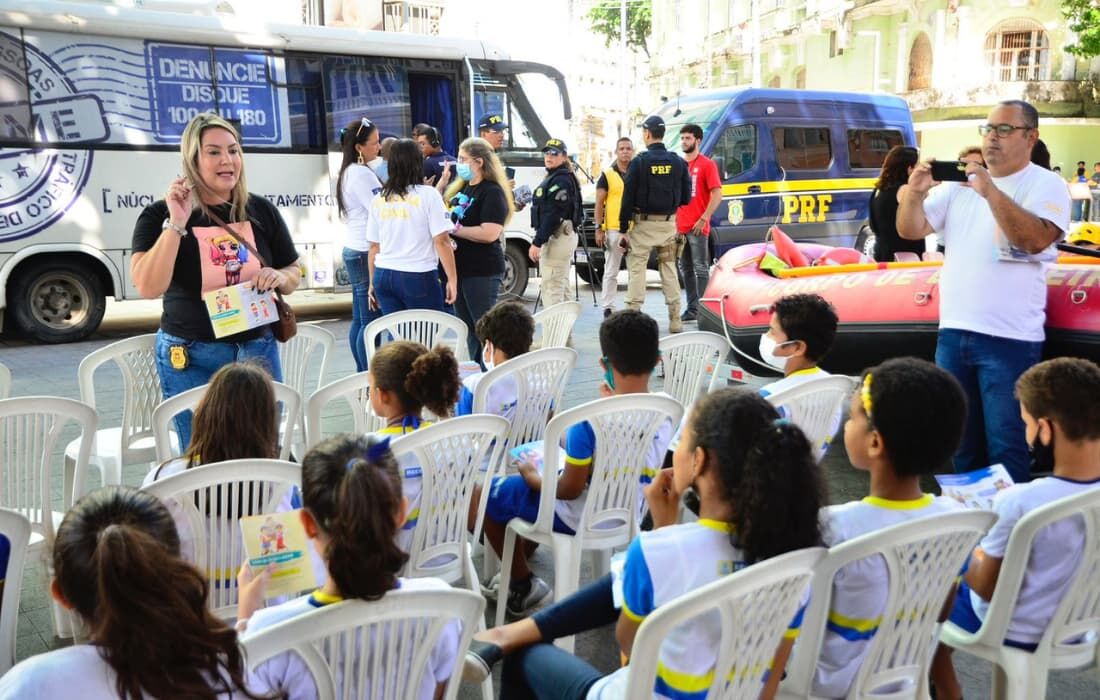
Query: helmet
1069 222 1100 246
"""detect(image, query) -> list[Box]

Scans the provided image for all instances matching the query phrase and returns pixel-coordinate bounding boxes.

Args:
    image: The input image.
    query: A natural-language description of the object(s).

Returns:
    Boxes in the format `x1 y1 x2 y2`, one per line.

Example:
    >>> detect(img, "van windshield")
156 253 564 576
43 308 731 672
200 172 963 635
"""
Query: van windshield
651 98 728 153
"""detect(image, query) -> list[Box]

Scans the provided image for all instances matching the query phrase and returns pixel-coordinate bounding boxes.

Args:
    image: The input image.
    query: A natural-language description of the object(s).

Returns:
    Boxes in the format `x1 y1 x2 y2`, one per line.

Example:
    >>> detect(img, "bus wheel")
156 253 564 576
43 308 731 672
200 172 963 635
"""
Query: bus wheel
502 242 529 298
854 226 876 258
10 260 105 343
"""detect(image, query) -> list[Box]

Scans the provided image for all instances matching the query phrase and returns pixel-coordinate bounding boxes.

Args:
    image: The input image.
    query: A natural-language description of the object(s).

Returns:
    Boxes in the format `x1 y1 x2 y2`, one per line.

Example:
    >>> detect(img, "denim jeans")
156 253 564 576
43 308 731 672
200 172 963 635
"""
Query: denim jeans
935 328 1043 482
343 247 380 372
501 574 617 699
372 267 445 316
154 328 283 453
679 232 710 313
454 274 501 363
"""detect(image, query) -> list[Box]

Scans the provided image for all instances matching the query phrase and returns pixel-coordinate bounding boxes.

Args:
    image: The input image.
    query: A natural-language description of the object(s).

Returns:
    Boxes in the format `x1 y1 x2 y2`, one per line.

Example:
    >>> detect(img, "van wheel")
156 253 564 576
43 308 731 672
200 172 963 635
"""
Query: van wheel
854 226 876 258
502 242 529 298
9 260 105 343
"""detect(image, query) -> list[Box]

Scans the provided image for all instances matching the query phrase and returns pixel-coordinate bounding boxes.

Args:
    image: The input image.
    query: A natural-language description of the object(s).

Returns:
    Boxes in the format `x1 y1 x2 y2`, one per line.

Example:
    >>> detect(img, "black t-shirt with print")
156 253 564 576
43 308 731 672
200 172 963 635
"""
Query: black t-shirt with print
451 180 508 277
132 194 299 341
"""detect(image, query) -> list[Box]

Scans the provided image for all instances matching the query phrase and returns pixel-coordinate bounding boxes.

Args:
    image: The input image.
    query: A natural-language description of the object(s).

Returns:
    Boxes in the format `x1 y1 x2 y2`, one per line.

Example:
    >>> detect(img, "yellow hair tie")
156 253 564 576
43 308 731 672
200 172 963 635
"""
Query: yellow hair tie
861 373 874 419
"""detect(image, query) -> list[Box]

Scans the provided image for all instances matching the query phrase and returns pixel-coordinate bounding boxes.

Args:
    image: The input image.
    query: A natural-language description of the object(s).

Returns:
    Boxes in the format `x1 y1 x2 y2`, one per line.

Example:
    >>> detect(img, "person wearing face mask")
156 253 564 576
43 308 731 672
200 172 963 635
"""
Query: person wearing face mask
930 357 1100 700
444 137 516 362
455 301 534 419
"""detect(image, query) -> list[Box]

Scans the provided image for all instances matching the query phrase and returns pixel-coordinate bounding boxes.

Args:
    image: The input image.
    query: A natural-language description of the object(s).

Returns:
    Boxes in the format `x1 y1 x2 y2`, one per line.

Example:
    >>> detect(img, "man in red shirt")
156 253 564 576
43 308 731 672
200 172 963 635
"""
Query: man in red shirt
676 123 723 322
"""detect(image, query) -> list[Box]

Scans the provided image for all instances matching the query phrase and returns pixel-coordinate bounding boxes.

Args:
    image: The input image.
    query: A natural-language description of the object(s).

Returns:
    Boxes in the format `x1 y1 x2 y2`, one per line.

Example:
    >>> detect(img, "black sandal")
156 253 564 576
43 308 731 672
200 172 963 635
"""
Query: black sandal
462 640 504 683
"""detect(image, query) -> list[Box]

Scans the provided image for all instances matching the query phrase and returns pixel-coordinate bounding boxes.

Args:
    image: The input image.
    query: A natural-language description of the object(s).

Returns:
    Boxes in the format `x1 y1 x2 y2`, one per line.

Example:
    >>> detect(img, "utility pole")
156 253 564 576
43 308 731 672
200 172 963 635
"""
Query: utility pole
619 0 627 137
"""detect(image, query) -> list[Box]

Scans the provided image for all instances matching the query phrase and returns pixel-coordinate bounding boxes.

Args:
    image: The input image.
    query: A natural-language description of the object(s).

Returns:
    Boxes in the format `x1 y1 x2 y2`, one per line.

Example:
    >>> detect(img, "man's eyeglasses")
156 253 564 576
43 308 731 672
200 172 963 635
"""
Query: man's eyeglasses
978 123 1032 137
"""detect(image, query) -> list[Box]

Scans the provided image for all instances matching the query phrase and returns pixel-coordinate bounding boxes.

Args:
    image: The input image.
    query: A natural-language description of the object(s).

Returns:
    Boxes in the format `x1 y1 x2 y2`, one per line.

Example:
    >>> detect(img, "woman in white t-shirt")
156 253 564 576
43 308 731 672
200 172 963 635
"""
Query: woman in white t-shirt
237 434 462 700
336 117 384 372
0 486 262 700
366 139 458 315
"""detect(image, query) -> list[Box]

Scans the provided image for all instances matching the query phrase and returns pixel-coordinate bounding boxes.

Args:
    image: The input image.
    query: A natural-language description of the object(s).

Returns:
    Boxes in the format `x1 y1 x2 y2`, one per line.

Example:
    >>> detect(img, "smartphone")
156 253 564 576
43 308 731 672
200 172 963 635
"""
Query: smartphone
930 160 969 182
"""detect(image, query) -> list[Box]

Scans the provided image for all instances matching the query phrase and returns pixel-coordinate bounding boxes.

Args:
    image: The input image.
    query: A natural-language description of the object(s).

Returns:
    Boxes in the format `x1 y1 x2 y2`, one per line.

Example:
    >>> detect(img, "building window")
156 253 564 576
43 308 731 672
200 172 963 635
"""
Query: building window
908 33 932 90
767 75 781 88
984 19 1049 82
794 66 806 89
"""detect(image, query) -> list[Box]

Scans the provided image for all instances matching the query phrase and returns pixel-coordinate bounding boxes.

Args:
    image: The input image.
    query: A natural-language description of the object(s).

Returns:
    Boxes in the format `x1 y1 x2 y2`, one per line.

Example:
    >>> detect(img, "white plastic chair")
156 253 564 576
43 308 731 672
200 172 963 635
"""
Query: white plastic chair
242 587 484 700
940 488 1100 700
0 362 10 399
63 334 160 489
764 375 855 463
363 309 470 362
532 300 581 348
304 372 386 452
0 509 31 674
468 347 576 580
495 393 684 643
624 546 826 699
279 323 335 459
141 459 301 620
658 330 729 407
0 396 96 638
152 382 301 462
778 510 996 700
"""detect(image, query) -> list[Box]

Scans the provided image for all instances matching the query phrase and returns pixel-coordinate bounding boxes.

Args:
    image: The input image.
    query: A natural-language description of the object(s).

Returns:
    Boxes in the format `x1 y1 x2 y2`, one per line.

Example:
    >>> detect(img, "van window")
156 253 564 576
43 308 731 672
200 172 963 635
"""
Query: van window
773 127 832 170
847 129 904 169
711 124 755 180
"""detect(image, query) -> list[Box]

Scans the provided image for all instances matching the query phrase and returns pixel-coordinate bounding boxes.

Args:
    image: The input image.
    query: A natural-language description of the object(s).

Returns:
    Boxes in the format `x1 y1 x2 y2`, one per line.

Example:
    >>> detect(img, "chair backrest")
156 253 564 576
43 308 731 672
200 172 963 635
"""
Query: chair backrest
623 547 826 699
471 346 576 465
141 459 301 619
304 372 386 452
0 397 97 530
363 310 470 362
242 587 484 700
532 301 581 348
781 510 996 698
0 509 31 674
391 415 509 582
0 362 10 400
153 382 301 462
657 331 729 407
77 334 160 464
279 323 335 401
763 375 855 462
966 487 1100 659
537 393 683 541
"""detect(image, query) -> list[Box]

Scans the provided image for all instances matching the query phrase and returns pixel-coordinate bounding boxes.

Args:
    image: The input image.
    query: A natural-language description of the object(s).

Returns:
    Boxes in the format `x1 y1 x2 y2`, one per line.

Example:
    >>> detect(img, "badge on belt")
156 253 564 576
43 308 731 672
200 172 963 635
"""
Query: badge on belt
169 345 189 370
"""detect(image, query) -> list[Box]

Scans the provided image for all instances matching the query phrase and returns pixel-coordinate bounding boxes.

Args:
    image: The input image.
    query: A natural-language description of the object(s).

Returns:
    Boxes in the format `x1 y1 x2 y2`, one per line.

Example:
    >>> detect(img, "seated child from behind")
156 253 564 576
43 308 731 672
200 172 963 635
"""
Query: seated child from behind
456 300 535 419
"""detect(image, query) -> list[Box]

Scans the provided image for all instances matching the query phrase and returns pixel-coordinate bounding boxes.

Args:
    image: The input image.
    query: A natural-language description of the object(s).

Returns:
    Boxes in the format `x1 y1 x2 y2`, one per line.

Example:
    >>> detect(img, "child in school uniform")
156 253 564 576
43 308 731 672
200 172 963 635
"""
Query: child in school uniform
471 310 673 618
813 358 967 697
0 487 262 699
366 341 461 552
237 434 461 700
455 300 534 419
929 357 1100 700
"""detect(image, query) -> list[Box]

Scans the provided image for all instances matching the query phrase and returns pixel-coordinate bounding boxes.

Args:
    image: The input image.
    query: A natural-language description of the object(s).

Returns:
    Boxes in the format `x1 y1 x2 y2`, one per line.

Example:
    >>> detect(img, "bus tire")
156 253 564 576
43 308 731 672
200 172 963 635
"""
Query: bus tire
9 259 106 343
502 241 529 298
854 225 876 258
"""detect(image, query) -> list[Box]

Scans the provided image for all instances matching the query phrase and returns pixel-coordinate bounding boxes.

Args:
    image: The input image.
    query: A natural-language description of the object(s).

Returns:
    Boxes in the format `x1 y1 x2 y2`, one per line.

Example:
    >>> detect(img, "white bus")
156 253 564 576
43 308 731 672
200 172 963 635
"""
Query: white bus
0 0 570 342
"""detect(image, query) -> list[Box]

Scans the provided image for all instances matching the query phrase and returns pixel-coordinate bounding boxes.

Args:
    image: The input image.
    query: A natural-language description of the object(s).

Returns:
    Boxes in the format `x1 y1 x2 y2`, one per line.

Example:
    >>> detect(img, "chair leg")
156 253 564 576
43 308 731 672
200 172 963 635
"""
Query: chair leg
495 527 518 628
481 543 500 583
550 543 583 654
592 549 612 580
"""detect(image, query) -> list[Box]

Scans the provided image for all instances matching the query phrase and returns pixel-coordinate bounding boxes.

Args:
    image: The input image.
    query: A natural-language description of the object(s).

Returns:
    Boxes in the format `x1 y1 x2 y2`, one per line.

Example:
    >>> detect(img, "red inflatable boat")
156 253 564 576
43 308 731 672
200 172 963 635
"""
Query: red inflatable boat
697 241 1100 375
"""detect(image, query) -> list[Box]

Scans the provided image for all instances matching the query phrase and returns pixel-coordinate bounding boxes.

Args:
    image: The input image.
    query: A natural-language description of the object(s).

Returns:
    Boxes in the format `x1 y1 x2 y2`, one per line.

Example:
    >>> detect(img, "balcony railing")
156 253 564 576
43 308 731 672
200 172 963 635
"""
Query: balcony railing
382 1 444 35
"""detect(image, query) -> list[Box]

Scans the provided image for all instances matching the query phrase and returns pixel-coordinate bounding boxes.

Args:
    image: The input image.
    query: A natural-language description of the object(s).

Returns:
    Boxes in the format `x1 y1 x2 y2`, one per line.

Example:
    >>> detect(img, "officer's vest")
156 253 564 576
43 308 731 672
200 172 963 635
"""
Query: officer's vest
602 166 625 232
531 168 582 228
639 149 682 215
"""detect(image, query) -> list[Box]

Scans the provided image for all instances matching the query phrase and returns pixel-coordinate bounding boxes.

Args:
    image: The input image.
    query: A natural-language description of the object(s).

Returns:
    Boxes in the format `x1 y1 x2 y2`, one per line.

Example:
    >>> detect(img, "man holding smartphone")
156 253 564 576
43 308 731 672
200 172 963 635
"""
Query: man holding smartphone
897 100 1071 483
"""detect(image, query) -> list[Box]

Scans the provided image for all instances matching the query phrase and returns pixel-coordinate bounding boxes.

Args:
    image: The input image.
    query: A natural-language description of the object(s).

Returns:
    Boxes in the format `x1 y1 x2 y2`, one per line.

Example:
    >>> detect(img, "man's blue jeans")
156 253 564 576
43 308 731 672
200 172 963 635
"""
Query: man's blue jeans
453 274 501 363
679 232 710 313
935 328 1042 482
154 328 283 453
342 247 380 372
372 267 445 315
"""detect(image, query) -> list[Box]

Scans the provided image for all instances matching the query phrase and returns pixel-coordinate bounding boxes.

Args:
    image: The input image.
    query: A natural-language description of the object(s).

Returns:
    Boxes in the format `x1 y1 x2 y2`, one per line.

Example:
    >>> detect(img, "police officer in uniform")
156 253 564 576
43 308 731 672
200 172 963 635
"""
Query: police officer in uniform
619 115 691 332
529 138 581 307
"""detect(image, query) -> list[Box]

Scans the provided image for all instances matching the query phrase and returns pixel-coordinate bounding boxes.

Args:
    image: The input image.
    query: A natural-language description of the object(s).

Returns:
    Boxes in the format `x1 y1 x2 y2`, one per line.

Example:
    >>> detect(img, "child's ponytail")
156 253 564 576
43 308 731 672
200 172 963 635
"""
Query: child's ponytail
690 389 824 563
302 434 409 600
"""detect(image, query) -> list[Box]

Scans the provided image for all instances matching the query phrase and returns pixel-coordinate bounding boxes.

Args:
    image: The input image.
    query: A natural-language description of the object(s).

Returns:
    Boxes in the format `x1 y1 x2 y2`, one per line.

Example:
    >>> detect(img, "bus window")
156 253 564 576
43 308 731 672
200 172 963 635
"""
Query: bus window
0 31 31 145
323 57 411 144
284 55 326 152
507 98 539 150
773 127 832 170
847 128 903 169
711 124 756 181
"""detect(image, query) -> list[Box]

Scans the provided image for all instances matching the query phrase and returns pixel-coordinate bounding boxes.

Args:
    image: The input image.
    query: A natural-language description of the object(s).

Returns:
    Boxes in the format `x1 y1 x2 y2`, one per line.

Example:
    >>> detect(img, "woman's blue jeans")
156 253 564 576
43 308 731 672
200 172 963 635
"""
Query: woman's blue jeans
154 328 283 453
372 267 445 315
454 274 501 363
500 574 617 699
342 247 379 372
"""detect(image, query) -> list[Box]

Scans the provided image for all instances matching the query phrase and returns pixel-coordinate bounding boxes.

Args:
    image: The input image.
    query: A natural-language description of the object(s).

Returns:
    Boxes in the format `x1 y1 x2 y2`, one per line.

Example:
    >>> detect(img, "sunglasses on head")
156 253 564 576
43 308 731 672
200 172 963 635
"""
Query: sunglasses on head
356 117 373 138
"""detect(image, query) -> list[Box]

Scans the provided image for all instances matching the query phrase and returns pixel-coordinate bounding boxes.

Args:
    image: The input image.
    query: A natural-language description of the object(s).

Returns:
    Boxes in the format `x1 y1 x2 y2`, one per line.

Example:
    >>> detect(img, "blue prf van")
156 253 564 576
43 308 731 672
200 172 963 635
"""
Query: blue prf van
577 88 917 284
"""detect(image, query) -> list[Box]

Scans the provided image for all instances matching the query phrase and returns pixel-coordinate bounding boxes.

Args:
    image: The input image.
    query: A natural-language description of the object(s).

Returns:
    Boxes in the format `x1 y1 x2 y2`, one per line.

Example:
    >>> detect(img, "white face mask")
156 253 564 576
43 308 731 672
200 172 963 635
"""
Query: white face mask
482 341 495 372
758 334 796 371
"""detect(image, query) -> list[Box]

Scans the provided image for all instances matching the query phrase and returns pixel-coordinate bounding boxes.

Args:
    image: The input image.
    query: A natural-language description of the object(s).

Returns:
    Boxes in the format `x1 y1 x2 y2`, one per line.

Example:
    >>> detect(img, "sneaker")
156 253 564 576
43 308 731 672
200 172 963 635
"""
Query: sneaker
505 576 552 619
480 573 501 601
680 309 697 322
603 307 613 318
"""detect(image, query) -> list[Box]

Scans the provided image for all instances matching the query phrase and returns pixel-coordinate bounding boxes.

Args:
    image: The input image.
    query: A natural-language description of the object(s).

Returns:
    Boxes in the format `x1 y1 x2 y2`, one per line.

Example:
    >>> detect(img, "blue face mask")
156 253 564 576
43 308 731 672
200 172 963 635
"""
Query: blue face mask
456 162 474 181
601 356 615 391
372 160 388 183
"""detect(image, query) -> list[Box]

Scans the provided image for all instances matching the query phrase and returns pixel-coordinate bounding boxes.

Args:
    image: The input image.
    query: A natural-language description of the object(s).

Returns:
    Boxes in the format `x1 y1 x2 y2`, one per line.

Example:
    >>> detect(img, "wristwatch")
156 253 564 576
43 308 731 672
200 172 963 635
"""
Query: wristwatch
162 219 187 237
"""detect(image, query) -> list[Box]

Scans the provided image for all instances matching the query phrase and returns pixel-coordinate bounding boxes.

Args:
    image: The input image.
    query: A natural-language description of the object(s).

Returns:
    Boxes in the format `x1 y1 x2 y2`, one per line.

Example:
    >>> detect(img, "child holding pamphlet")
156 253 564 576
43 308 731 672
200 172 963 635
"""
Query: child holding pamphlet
237 434 461 700
930 358 1100 700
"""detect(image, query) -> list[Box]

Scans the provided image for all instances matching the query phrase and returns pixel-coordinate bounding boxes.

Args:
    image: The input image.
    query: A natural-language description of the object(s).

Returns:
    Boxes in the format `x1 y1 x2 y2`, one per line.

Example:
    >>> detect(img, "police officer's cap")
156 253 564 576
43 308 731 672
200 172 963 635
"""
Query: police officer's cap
478 114 508 132
541 138 567 155
639 115 665 132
